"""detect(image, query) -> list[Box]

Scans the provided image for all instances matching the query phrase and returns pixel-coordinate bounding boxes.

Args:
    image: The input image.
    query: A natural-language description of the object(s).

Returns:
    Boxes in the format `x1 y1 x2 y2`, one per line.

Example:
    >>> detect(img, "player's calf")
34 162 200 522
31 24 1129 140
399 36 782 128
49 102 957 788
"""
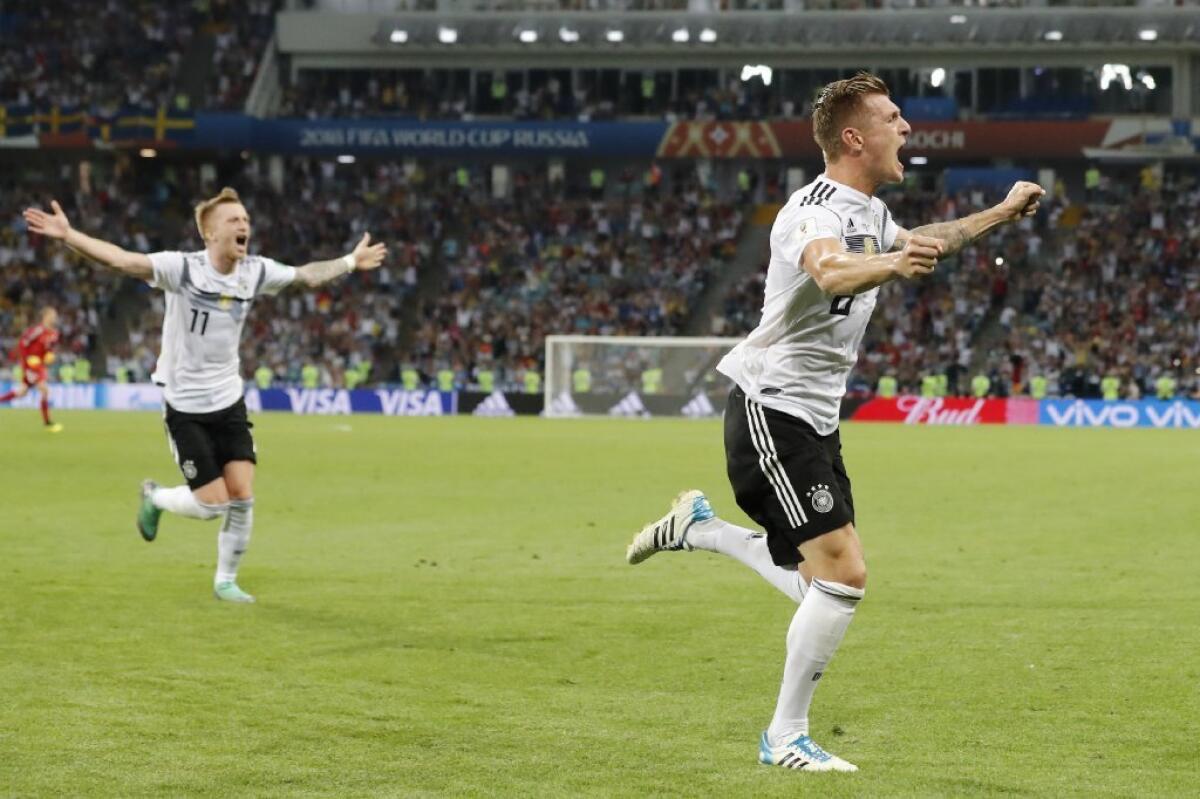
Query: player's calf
215 497 254 601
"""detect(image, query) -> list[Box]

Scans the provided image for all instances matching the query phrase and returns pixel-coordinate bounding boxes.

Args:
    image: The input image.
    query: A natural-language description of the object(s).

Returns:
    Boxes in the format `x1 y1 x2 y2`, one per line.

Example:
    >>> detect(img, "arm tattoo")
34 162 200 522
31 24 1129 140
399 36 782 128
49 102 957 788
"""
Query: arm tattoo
908 221 971 257
294 258 349 288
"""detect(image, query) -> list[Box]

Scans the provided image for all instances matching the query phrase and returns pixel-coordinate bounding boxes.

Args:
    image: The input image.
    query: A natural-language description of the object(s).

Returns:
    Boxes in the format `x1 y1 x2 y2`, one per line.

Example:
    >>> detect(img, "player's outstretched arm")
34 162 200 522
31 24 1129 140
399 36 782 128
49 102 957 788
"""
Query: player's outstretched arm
893 181 1045 258
22 201 153 280
803 235 942 295
293 232 388 288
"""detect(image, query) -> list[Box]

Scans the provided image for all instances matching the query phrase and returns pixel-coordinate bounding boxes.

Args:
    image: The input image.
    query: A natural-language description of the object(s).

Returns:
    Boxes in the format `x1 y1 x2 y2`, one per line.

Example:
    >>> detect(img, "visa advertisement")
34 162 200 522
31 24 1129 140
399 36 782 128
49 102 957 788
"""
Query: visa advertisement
0 383 455 416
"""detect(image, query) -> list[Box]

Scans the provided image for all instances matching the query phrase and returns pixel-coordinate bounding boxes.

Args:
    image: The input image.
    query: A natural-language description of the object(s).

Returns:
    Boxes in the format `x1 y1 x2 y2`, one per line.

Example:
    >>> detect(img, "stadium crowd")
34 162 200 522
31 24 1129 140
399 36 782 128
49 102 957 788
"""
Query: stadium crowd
0 169 119 377
0 0 278 113
278 68 790 122
993 167 1200 400
409 169 743 392
4 155 1199 402
3 157 738 393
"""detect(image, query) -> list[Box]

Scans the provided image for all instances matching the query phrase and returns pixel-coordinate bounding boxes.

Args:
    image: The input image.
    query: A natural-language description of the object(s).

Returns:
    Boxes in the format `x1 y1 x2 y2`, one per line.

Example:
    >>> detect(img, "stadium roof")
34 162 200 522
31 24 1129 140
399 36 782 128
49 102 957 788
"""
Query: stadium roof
279 6 1200 68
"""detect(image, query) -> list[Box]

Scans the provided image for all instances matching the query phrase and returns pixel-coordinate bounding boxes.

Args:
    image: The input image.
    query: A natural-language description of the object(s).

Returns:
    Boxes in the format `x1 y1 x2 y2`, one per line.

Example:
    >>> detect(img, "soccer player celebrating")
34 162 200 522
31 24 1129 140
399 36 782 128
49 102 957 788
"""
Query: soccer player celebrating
625 73 1043 772
23 189 386 602
1 306 63 432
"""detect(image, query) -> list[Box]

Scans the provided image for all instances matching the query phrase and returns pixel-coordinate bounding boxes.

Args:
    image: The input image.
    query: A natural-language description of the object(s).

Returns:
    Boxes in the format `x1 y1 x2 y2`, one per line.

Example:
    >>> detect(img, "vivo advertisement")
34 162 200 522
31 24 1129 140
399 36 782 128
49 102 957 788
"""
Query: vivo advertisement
1037 399 1200 429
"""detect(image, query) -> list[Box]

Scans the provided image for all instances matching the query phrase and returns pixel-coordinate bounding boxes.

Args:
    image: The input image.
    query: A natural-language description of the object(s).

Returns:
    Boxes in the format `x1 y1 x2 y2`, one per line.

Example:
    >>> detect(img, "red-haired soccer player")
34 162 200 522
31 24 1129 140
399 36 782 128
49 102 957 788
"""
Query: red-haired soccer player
1 306 63 432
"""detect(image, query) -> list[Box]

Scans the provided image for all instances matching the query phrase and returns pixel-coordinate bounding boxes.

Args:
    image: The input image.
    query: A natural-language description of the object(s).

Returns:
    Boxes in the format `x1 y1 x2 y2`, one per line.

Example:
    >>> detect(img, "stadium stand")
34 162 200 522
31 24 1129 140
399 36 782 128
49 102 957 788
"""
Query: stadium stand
5 152 1198 400
0 0 279 111
993 167 1200 400
278 67 787 121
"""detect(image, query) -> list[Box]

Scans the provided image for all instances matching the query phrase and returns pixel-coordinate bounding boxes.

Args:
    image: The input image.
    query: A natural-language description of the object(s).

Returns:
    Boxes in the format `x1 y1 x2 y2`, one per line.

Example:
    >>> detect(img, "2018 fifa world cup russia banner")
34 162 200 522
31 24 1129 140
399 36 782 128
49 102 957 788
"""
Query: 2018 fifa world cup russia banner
227 117 669 156
1039 399 1200 429
848 397 1040 426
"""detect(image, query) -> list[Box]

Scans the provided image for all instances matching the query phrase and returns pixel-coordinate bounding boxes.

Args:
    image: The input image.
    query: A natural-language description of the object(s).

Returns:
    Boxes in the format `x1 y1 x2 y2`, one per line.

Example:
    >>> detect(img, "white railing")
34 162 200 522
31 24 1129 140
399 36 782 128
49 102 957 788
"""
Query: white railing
245 33 283 118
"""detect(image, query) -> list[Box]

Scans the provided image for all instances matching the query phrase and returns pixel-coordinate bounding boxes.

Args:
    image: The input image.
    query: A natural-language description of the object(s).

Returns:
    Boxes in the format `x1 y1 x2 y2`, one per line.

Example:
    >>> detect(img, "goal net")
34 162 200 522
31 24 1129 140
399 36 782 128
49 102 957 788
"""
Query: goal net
543 335 742 418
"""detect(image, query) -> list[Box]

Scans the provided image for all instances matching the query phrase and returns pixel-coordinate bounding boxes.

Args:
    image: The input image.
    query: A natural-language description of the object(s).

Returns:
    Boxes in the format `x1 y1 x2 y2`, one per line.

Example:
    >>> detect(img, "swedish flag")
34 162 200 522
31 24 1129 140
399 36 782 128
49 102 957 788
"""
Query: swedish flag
0 103 34 137
112 104 152 141
31 104 85 135
57 105 85 134
108 105 194 143
156 106 195 142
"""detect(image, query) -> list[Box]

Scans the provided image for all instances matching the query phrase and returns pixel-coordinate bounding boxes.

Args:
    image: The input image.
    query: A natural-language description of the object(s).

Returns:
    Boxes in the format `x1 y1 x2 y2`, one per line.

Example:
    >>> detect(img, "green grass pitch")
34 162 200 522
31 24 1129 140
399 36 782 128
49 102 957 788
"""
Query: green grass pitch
2 410 1198 797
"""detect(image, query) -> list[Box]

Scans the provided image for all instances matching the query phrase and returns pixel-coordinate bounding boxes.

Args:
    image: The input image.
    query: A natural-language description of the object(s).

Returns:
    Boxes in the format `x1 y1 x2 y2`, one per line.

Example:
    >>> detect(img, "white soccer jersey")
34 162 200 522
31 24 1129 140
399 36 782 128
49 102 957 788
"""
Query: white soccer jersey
149 250 295 413
717 175 900 435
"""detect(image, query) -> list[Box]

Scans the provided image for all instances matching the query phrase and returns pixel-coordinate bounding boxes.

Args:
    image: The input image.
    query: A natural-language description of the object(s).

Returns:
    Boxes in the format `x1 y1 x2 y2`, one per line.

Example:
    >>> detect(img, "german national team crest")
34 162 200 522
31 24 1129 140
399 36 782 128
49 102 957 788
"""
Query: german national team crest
807 484 834 513
182 460 198 480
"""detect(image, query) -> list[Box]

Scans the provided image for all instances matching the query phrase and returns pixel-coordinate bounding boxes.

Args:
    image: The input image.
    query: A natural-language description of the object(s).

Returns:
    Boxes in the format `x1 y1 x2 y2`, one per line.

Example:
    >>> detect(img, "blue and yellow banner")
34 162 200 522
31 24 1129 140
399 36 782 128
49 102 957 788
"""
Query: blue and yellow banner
0 102 193 143
0 103 34 137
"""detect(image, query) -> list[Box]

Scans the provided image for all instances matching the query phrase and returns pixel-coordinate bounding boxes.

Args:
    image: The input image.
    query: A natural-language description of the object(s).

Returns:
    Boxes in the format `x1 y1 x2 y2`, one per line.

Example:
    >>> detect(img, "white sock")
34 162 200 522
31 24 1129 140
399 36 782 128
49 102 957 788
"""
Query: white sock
152 485 226 521
767 578 864 744
688 517 808 604
216 498 254 585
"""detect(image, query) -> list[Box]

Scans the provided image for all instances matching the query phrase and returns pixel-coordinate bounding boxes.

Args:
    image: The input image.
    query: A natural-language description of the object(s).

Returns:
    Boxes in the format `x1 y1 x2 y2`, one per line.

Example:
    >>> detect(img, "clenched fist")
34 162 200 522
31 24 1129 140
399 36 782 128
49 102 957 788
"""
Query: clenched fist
999 181 1045 221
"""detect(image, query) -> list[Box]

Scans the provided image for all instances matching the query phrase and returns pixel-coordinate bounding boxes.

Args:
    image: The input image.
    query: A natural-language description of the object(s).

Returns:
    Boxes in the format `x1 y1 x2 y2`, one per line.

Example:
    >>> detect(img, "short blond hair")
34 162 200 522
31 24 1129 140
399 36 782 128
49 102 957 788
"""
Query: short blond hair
812 72 891 162
194 187 242 239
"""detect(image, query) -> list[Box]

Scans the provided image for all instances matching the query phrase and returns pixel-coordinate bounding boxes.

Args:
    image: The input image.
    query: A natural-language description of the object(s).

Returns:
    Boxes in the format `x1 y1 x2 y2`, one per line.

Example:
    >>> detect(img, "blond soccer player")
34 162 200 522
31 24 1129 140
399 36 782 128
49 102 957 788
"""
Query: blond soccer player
625 73 1043 771
24 189 386 602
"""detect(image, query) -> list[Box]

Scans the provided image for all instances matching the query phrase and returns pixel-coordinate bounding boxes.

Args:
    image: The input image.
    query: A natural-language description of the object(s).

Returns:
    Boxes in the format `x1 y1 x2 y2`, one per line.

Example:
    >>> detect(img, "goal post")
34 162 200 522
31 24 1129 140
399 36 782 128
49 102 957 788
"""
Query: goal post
543 335 742 418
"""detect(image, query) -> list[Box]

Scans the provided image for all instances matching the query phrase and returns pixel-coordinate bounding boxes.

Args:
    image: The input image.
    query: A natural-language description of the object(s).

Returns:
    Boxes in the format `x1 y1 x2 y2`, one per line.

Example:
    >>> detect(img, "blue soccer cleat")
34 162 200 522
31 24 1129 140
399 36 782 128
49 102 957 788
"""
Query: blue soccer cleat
625 489 715 565
758 731 858 772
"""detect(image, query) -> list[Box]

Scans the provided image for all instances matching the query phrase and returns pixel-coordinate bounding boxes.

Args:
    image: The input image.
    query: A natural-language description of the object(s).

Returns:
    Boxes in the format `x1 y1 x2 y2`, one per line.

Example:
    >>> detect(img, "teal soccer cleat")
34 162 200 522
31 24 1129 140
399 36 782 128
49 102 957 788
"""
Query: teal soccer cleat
214 581 256 603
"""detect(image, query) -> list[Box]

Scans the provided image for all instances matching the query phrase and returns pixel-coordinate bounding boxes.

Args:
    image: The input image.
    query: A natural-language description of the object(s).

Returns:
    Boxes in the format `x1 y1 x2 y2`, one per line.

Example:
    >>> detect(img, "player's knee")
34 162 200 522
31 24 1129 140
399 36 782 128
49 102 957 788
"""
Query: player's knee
803 523 867 589
833 528 867 589
192 477 230 505
838 557 867 590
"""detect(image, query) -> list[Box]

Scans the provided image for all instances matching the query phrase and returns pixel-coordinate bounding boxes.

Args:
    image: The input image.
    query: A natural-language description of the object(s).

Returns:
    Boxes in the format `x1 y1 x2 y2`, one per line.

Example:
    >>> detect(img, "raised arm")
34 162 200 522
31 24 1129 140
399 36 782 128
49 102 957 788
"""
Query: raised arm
892 181 1045 258
802 234 944 296
293 232 388 289
23 201 153 280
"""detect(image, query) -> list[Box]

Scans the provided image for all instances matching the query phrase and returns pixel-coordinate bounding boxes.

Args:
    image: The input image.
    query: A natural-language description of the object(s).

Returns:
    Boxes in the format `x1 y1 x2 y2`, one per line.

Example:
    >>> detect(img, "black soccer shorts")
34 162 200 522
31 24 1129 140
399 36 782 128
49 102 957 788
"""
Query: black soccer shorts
724 386 855 567
163 397 257 490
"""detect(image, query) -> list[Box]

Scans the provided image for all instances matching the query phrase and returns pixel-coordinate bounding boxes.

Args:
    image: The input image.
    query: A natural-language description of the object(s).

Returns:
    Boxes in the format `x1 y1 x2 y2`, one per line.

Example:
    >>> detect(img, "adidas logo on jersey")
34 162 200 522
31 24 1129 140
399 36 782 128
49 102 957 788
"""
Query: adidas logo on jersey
544 391 582 418
472 390 514 417
608 391 650 418
681 392 717 418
